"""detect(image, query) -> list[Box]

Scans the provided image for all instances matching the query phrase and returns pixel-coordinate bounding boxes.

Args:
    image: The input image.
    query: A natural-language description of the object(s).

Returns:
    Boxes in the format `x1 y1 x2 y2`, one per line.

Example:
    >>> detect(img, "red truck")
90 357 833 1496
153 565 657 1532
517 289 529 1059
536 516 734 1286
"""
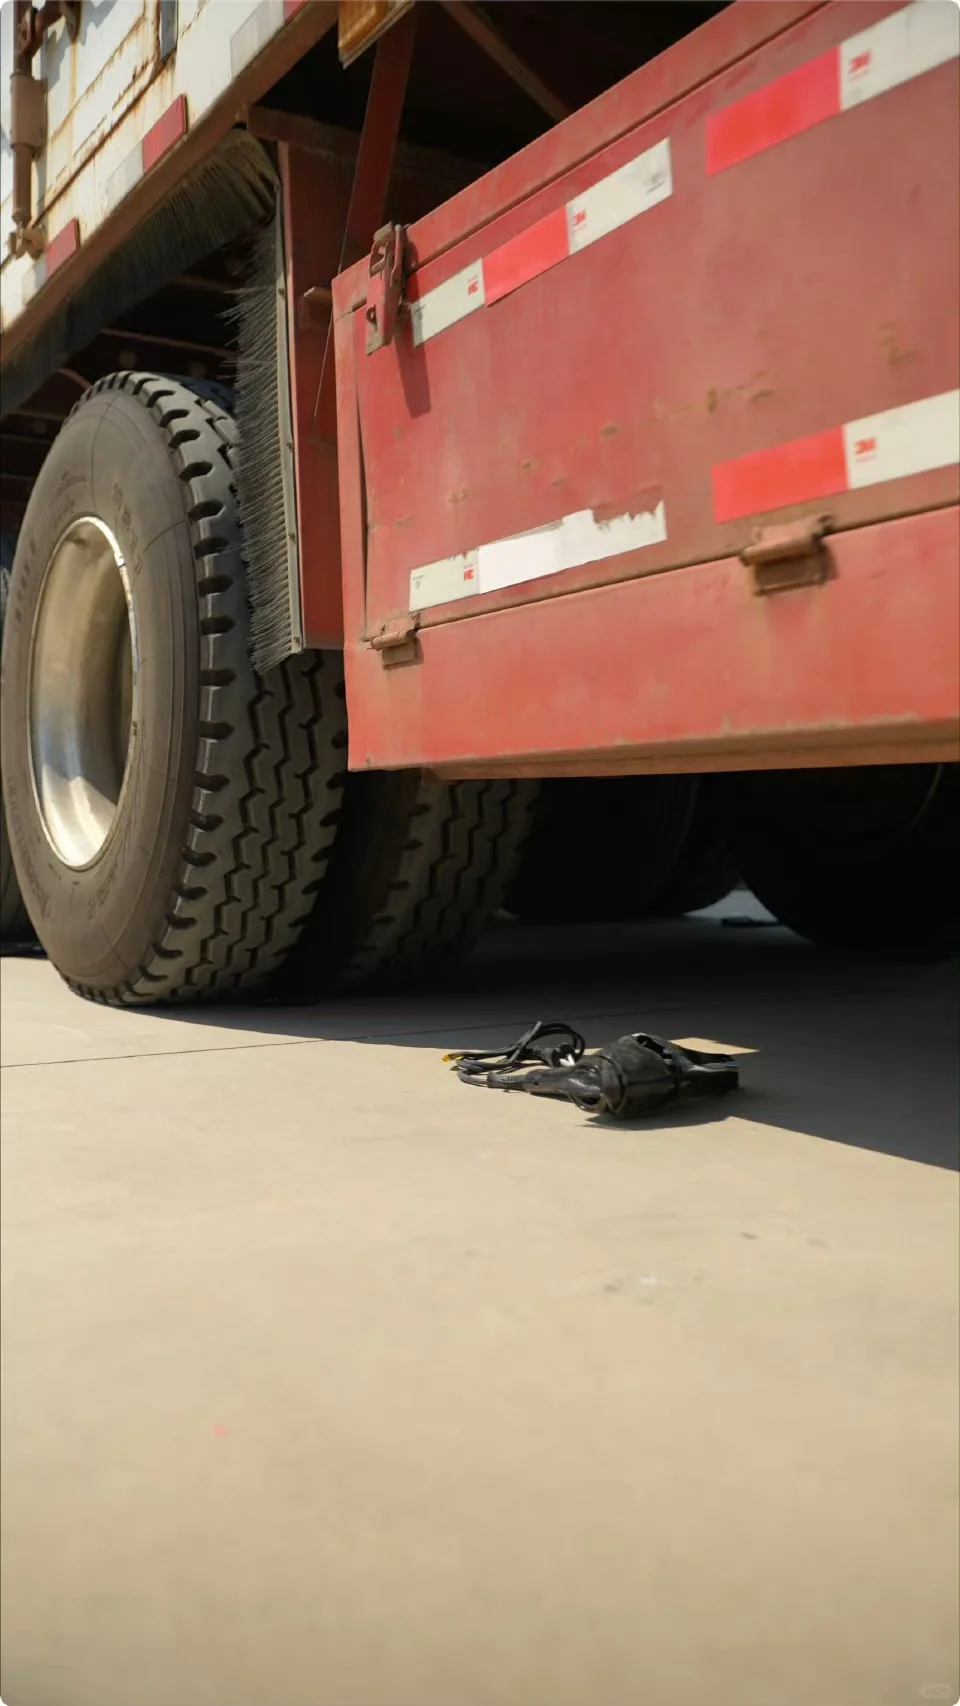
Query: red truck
1 0 957 1001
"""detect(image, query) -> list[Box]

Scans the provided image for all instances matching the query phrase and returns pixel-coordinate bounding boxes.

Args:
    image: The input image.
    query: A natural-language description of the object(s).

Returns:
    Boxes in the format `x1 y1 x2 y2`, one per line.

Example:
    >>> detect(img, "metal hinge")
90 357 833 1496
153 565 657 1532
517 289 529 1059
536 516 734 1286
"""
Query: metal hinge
369 612 419 665
740 514 833 594
365 223 405 354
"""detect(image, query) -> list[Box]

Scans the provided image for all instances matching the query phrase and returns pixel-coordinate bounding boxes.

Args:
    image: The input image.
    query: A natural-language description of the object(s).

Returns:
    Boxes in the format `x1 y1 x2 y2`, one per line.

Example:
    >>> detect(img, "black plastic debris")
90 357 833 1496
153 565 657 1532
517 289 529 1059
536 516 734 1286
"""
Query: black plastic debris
447 1021 740 1119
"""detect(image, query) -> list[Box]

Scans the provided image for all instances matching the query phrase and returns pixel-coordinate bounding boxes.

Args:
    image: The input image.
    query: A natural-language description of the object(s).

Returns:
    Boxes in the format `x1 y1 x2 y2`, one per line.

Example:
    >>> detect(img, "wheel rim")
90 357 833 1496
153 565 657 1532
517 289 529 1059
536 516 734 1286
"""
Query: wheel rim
28 517 139 870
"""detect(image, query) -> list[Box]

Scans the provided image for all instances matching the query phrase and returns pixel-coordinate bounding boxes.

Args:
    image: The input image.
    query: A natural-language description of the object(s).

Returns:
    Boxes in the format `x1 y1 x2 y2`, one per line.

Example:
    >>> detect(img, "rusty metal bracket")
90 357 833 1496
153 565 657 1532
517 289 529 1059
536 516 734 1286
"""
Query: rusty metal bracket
365 223 405 353
55 0 81 39
9 1 79 255
15 0 80 57
309 7 416 434
298 283 334 331
741 514 834 594
8 1 48 255
370 612 420 666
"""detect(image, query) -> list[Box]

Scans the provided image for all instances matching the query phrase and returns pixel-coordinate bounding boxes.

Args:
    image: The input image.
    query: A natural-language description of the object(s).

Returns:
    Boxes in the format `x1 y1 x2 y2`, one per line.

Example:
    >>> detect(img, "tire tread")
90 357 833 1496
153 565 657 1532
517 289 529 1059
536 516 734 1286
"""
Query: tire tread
51 373 346 1005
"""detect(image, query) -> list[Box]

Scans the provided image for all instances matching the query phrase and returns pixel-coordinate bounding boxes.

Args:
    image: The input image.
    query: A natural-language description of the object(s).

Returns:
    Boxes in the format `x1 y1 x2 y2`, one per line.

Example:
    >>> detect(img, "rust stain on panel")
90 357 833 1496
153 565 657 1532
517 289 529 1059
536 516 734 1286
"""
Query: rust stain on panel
706 370 771 414
592 487 662 525
880 322 916 367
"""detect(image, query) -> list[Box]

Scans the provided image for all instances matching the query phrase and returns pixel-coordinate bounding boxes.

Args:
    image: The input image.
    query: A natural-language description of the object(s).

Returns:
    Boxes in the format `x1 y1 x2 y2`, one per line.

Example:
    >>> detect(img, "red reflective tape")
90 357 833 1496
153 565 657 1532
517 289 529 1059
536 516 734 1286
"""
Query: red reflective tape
284 0 308 14
707 49 840 174
713 427 847 522
45 218 80 278
482 206 571 308
142 95 188 174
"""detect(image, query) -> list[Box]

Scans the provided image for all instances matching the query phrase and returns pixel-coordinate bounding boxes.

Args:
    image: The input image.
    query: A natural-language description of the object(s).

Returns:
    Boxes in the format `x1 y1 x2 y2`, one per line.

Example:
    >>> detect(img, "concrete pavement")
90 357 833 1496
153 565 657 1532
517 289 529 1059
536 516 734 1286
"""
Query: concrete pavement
1 908 958 1706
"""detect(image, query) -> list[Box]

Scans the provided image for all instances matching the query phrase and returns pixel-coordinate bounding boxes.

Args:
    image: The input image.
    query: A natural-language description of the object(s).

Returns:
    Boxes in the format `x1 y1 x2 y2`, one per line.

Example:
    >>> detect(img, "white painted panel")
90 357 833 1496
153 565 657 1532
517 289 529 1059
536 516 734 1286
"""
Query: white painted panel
232 0 286 77
179 0 212 29
37 0 153 217
43 1 147 139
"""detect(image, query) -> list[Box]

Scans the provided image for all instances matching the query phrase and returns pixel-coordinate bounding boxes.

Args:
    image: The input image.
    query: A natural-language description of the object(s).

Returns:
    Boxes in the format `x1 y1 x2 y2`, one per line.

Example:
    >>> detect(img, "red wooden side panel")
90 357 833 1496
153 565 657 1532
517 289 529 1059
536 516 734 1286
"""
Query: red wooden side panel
331 0 960 774
339 506 959 775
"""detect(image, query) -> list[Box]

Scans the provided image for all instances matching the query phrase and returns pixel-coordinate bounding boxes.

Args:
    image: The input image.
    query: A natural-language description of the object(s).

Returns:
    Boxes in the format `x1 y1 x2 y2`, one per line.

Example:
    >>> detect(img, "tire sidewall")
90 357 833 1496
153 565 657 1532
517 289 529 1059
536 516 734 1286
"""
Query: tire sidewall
724 765 959 955
1 388 200 983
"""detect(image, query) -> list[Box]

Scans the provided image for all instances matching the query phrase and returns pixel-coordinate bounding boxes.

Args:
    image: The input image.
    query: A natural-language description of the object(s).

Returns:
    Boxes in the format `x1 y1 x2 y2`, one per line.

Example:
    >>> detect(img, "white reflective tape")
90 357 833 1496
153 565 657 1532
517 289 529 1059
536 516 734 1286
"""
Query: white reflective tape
409 552 480 609
840 1 959 111
409 500 668 612
567 137 672 253
843 391 960 490
105 146 143 215
19 257 46 306
0 267 26 329
410 261 485 347
230 0 285 76
478 502 668 593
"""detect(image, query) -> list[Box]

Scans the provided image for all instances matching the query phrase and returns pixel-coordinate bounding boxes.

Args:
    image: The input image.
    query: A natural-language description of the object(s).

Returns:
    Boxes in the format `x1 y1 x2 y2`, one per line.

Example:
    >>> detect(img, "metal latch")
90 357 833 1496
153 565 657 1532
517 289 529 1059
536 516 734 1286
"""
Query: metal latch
369 612 419 666
740 514 833 594
365 223 405 354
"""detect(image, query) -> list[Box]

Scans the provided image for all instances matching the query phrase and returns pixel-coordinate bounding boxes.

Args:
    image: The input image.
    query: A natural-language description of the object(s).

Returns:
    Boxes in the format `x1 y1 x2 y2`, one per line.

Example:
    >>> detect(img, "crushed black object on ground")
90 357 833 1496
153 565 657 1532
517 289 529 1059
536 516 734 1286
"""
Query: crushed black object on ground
447 1021 740 1119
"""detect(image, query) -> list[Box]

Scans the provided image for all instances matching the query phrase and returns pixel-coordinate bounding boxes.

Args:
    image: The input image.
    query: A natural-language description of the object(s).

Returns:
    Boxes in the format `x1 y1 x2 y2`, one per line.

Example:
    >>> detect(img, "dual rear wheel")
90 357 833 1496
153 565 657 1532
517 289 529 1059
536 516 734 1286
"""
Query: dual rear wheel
504 775 737 924
0 375 535 1002
719 763 959 960
505 765 957 960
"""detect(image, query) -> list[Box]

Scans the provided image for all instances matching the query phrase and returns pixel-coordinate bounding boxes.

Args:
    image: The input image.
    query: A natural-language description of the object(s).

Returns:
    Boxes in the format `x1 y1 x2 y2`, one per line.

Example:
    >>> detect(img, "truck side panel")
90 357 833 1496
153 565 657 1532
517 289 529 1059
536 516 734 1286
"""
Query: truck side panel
331 0 960 774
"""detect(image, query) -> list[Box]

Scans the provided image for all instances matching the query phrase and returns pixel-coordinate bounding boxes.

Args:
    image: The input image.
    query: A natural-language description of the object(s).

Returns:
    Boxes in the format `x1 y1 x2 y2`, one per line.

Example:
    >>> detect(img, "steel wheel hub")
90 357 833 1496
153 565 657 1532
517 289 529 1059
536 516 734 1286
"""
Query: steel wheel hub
28 517 138 869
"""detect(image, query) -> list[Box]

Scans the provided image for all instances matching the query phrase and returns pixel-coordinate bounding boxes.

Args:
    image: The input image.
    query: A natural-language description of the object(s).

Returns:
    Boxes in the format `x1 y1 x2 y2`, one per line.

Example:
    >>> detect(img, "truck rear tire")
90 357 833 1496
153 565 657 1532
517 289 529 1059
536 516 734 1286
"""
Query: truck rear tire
0 374 346 1004
1 532 34 944
504 776 734 923
720 763 959 959
270 770 538 995
635 783 738 917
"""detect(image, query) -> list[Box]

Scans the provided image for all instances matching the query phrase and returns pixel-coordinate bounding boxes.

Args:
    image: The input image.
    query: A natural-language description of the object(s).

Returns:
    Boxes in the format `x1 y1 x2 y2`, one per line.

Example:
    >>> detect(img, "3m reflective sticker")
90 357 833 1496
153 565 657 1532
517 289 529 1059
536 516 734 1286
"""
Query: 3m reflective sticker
708 3 959 174
567 137 673 252
713 391 960 520
843 392 960 490
409 262 486 346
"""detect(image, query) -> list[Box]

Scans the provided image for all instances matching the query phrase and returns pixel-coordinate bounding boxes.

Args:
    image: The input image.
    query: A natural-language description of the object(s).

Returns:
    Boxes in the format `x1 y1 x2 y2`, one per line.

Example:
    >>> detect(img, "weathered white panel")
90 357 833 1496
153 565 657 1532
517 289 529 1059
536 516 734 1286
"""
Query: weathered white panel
0 0 324 334
39 2 153 208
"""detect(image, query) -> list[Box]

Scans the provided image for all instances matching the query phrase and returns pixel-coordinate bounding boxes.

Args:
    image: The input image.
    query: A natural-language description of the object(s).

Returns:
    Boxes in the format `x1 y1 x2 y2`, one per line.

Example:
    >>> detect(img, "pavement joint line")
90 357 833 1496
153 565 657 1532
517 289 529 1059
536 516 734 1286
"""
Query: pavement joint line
0 969 926 1074
0 1004 675 1070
